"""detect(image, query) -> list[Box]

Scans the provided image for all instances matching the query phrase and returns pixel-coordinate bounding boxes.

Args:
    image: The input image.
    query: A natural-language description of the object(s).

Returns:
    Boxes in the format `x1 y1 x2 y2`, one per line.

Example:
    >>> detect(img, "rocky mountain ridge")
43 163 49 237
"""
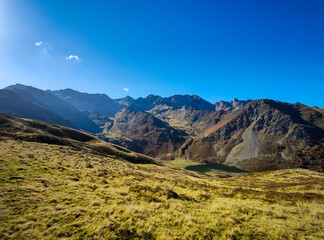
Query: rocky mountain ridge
215 98 251 111
1 83 323 171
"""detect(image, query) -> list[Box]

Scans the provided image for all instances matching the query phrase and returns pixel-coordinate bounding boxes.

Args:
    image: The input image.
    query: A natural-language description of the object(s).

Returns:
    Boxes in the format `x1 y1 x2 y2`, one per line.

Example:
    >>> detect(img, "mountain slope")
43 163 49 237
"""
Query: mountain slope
5 84 101 133
187 99 324 171
132 94 219 136
114 95 135 107
51 88 121 117
0 113 155 164
103 107 188 158
148 106 225 136
294 104 324 129
0 89 76 128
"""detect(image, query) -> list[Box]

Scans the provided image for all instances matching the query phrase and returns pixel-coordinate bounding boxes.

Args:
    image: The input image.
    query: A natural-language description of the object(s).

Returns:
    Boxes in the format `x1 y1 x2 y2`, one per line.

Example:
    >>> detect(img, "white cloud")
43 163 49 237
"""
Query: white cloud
66 55 80 60
35 41 43 46
123 88 129 92
35 41 52 55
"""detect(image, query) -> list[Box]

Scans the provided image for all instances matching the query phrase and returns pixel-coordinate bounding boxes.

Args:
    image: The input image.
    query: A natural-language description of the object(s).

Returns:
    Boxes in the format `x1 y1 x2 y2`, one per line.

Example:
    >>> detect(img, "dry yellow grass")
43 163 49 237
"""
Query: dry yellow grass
0 139 324 239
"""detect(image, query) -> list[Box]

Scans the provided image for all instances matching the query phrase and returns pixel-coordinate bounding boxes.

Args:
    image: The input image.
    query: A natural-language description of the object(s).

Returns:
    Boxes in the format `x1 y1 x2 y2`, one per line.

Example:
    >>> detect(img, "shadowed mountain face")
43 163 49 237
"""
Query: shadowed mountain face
1 84 323 171
4 84 101 133
51 89 121 118
50 89 121 130
0 89 76 128
103 107 188 158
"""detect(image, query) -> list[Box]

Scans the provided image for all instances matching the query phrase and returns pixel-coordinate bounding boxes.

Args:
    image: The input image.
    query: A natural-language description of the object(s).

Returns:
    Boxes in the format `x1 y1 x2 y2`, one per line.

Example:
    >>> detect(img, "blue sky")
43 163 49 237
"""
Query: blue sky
0 0 323 106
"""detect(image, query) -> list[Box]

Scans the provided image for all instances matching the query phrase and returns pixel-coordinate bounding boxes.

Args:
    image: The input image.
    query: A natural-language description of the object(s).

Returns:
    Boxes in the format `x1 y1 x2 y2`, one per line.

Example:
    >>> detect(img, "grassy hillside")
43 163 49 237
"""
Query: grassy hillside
0 113 155 165
1 138 323 239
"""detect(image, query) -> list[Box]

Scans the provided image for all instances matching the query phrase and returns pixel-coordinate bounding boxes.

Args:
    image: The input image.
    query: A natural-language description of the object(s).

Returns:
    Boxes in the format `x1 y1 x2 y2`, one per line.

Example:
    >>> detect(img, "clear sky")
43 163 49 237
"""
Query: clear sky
0 0 323 106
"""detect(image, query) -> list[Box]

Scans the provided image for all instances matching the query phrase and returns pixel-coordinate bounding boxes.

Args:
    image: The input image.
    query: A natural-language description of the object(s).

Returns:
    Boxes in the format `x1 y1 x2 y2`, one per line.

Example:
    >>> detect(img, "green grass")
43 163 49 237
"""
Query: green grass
1 139 324 239
167 158 200 168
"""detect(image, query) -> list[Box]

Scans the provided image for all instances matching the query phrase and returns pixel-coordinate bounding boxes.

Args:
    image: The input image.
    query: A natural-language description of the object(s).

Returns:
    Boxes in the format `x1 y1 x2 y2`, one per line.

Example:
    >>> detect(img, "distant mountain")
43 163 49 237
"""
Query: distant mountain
134 94 215 111
103 106 188 158
166 94 215 110
114 95 135 107
51 88 121 117
133 94 164 111
4 84 101 133
0 89 76 128
215 98 250 111
132 94 217 136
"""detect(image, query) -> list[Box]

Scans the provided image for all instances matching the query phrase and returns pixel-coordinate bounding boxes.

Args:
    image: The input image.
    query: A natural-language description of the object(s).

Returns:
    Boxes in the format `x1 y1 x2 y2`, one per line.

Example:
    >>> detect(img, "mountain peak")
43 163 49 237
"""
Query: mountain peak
115 96 135 107
215 98 250 111
6 83 31 91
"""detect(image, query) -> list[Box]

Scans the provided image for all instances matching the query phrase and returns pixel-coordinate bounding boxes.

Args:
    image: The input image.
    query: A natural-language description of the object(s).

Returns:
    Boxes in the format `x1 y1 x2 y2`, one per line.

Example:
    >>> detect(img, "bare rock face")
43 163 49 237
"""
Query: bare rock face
186 99 324 171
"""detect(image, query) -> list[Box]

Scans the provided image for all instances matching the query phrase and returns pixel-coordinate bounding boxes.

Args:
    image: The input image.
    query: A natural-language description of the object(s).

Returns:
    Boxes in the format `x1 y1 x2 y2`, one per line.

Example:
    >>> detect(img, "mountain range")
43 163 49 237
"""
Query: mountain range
1 83 323 171
2 110 323 239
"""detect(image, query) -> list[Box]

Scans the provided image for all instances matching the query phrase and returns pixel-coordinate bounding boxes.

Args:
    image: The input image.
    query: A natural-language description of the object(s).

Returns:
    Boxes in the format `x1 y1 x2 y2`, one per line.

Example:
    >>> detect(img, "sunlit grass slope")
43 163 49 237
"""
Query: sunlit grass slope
1 138 324 239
